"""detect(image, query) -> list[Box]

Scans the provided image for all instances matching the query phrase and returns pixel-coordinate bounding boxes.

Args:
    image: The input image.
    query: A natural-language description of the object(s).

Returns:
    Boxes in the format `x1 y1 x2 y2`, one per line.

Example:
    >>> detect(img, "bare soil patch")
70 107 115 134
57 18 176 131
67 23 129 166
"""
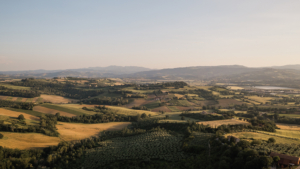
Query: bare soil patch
216 99 243 108
21 98 27 102
11 97 18 101
0 108 39 121
141 100 157 105
151 106 171 112
40 94 78 104
196 100 216 106
147 94 156 99
33 106 76 117
0 95 8 100
57 122 131 141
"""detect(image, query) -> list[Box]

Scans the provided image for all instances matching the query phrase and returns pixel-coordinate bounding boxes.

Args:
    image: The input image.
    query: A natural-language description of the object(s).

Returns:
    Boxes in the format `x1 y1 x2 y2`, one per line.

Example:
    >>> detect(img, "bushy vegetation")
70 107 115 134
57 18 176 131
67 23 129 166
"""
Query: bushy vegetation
0 100 34 110
0 114 59 136
180 112 226 121
0 86 41 98
84 96 130 105
135 81 188 90
56 109 149 123
11 78 104 99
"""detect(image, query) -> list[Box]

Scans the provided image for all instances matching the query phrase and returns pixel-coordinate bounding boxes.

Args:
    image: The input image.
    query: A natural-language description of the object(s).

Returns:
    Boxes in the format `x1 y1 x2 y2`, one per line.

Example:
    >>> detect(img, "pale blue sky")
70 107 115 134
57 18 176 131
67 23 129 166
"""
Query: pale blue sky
0 0 300 71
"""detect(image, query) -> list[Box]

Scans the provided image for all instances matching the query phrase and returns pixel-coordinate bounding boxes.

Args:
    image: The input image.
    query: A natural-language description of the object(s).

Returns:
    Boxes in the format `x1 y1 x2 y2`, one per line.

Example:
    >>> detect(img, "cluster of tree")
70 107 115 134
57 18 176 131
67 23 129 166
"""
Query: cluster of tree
0 114 59 137
11 79 104 99
0 86 41 98
209 86 235 95
0 100 34 110
271 97 300 105
180 112 227 121
56 110 150 123
135 81 188 90
109 90 145 98
276 115 300 125
84 96 129 105
190 89 220 100
131 106 148 110
185 139 273 169
82 105 107 112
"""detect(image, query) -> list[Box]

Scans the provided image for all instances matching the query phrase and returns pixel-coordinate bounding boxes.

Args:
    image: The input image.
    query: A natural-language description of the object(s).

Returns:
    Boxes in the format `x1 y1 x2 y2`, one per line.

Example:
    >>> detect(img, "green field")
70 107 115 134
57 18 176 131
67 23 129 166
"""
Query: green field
0 83 31 90
16 97 23 102
36 97 43 103
143 100 161 109
107 105 159 116
26 98 33 102
278 114 300 118
167 106 181 112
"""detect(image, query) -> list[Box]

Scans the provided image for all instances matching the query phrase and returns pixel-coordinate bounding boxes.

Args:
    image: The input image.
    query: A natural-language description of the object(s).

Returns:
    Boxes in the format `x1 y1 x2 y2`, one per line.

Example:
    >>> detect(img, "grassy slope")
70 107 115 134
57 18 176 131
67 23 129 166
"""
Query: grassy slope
226 131 300 144
0 83 31 90
4 107 44 117
40 104 86 116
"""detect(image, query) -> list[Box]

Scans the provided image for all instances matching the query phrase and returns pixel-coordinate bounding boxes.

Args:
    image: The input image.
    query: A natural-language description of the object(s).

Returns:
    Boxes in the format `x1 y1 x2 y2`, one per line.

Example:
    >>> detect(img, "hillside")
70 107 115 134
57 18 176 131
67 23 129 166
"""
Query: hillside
126 65 260 80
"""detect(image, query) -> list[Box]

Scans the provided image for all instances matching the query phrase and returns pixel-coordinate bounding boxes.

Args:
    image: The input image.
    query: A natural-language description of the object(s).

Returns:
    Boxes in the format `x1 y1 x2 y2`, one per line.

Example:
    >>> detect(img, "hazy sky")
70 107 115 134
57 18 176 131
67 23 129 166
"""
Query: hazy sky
1 1 300 71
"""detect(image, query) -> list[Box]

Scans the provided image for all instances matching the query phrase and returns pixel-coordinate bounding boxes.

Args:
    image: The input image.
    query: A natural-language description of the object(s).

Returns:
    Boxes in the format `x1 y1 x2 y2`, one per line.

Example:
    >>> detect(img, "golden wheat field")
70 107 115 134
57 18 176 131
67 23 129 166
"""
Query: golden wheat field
33 106 76 117
56 122 131 141
0 132 61 149
107 105 160 116
0 108 39 121
276 123 300 131
198 119 250 127
40 94 78 104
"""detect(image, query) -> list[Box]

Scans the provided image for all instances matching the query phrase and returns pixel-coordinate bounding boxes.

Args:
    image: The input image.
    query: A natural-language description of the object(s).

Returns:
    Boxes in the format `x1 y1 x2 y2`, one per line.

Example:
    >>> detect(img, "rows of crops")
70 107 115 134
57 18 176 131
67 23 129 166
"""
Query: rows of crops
81 131 185 168
251 143 300 157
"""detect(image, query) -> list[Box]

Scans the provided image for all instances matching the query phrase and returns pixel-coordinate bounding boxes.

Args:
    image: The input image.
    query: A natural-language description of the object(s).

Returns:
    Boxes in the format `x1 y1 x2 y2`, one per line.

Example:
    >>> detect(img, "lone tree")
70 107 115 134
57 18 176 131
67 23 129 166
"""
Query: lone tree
18 114 25 120
268 137 276 143
0 133 3 139
181 116 185 120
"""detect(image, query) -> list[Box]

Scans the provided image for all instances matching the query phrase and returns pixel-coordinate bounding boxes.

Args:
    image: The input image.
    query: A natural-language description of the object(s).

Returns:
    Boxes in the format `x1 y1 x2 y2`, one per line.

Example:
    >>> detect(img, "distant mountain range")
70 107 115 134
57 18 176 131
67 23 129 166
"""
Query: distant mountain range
1 65 300 84
0 66 153 78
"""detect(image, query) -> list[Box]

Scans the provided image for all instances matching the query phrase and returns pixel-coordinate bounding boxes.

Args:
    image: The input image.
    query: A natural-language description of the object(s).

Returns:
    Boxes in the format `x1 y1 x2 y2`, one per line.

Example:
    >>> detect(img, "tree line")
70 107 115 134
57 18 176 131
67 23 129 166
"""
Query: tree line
11 79 104 99
0 114 59 137
0 100 34 110
0 86 41 98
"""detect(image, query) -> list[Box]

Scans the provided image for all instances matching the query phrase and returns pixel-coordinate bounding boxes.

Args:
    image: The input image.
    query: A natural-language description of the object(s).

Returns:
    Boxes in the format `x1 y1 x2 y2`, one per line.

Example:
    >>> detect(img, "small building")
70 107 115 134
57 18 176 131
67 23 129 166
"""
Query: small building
227 136 240 143
270 152 300 166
